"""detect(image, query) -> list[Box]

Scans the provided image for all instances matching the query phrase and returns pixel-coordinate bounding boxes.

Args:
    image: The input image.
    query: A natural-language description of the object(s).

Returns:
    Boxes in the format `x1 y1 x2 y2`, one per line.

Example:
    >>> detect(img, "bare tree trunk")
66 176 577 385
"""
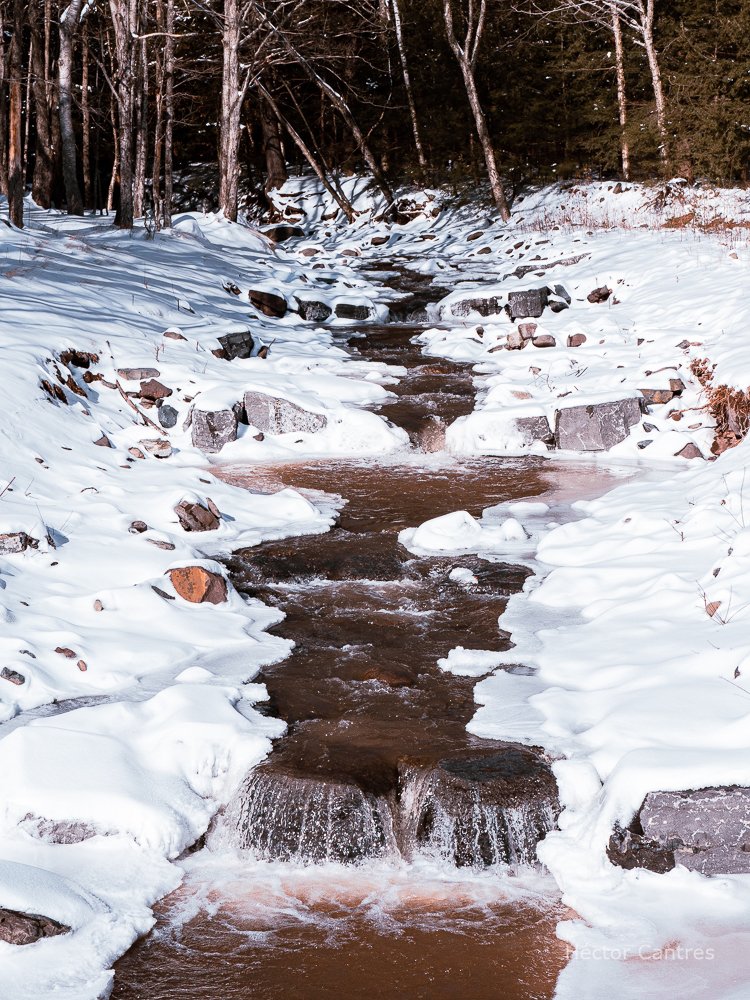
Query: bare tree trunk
391 0 427 178
109 0 136 227
219 0 242 221
0 3 7 197
82 20 91 209
7 0 25 226
257 82 355 223
152 0 165 228
23 41 33 173
260 94 288 196
638 0 667 169
30 0 55 207
108 93 119 213
133 35 148 220
59 0 85 214
443 0 509 220
162 0 174 227
611 3 629 179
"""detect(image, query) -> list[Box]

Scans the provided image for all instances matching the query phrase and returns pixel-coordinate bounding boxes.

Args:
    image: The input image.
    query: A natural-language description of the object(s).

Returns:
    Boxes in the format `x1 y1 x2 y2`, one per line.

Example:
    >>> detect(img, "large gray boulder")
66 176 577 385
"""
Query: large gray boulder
507 287 548 320
609 786 750 875
296 298 332 322
451 296 503 318
555 397 642 451
191 406 239 453
514 414 554 447
244 391 327 434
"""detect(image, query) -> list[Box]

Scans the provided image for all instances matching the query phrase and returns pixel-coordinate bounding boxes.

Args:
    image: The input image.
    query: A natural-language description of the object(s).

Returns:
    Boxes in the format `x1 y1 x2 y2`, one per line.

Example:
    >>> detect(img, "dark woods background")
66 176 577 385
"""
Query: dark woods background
2 0 749 229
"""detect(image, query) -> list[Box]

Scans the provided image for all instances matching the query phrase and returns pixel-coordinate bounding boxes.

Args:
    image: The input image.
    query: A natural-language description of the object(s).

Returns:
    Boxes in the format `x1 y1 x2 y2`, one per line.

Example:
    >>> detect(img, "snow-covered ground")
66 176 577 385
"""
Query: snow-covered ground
2 174 750 997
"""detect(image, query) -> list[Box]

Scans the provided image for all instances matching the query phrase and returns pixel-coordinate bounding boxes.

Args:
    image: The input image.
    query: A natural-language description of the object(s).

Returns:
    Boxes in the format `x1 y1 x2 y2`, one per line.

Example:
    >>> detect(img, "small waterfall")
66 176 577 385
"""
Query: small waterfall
398 752 560 868
213 769 398 864
214 748 559 870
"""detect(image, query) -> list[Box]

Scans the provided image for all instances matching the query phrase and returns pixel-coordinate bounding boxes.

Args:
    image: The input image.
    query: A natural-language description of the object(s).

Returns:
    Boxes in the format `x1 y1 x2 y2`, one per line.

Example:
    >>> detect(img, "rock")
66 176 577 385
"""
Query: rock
532 334 556 348
675 442 703 460
514 414 554 447
191 406 239 453
300 247 318 257
334 302 371 321
174 500 220 532
263 224 305 243
411 416 447 453
370 235 389 246
547 284 571 313
555 398 642 451
94 599 104 611
587 285 612 304
249 289 287 317
296 298 332 322
163 329 187 341
148 539 176 550
643 422 658 433
141 439 172 459
1 667 25 686
139 378 172 401
222 281 241 296
0 907 69 946
93 433 113 448
55 647 76 658
637 439 653 449
244 391 327 435
158 404 178 429
169 566 228 604
129 520 148 533
466 230 484 241
362 666 414 687
59 349 98 369
612 786 750 875
518 322 537 340
451 296 502 318
217 329 255 360
507 287 548 320
506 330 527 351
640 388 674 405
117 367 160 381
0 532 33 554
128 447 145 460
670 378 686 396
567 333 587 348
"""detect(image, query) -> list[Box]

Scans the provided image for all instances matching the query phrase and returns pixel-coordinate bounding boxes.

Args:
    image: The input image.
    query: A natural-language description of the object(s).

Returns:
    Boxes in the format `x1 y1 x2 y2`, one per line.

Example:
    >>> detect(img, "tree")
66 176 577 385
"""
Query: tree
59 0 87 214
442 0 510 219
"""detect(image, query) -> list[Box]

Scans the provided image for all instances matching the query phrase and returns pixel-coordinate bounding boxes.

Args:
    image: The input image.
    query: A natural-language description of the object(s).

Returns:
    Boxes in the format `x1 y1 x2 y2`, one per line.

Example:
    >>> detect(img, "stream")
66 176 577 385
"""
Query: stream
112 279 623 999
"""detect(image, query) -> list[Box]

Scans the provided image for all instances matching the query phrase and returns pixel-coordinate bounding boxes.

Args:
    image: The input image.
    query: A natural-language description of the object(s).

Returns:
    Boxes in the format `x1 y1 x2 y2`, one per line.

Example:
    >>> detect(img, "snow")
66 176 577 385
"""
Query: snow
4 175 750 996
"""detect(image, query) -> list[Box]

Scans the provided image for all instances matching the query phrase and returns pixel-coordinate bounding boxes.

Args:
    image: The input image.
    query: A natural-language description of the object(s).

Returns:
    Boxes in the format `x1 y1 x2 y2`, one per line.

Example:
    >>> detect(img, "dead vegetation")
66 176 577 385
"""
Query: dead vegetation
691 358 750 454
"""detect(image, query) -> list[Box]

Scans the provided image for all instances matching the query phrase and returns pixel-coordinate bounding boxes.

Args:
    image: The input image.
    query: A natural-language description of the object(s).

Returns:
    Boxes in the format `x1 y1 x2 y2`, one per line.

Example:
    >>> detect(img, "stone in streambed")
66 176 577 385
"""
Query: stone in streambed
0 907 70 946
249 289 287 317
174 500 220 532
191 406 239 453
244 391 327 435
554 398 642 451
169 566 228 604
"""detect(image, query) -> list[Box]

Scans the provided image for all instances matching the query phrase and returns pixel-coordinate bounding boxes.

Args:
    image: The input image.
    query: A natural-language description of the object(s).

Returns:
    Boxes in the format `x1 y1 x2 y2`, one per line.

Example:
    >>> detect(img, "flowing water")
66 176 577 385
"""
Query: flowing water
113 302 623 998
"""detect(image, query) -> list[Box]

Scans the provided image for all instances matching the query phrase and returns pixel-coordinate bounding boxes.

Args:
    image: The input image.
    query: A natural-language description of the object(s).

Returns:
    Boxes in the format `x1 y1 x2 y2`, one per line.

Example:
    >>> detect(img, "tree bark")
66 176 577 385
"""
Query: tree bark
260 95 288 196
162 0 175 227
109 0 136 227
30 0 55 207
391 0 427 178
59 0 85 215
638 0 667 169
219 0 243 221
133 35 148 220
443 0 509 220
82 20 91 209
7 0 25 227
611 3 630 179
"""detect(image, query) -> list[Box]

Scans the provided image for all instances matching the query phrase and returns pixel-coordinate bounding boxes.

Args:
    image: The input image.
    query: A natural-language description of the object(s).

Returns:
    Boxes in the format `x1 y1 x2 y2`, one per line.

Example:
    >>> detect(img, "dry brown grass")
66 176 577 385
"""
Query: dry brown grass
690 358 750 453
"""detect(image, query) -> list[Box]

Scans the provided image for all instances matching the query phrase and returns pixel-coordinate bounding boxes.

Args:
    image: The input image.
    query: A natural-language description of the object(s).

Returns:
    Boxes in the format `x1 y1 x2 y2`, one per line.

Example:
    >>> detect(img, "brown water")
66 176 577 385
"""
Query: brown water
113 320 621 1000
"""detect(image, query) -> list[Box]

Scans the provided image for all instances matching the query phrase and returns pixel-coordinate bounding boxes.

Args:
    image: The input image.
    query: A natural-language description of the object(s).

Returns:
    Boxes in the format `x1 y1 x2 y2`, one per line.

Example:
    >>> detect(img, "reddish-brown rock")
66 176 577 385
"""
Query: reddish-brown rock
567 333 587 348
139 379 172 401
169 566 228 604
0 907 69 945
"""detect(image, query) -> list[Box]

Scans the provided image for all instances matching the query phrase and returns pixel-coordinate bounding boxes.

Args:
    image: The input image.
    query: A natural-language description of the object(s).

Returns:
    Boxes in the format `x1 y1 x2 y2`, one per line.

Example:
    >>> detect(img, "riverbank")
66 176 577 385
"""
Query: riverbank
1 177 750 998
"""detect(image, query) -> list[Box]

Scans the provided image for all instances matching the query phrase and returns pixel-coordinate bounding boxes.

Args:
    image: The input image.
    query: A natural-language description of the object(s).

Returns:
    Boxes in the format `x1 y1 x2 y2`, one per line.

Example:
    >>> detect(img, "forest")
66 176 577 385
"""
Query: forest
1 0 749 230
